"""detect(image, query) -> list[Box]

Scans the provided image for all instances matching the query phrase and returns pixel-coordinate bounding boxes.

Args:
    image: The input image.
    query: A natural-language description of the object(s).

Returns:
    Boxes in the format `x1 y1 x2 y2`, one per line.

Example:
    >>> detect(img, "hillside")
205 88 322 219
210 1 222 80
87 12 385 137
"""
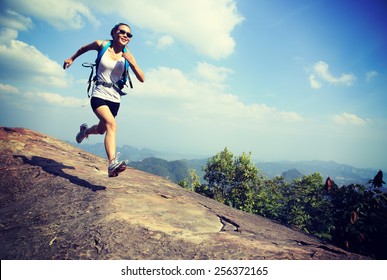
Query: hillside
128 157 190 183
0 127 368 260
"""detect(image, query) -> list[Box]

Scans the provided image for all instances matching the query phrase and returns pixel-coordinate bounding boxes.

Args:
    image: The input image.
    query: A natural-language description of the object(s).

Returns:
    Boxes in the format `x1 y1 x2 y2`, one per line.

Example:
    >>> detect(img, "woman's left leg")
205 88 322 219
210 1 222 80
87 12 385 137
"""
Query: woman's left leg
86 105 117 162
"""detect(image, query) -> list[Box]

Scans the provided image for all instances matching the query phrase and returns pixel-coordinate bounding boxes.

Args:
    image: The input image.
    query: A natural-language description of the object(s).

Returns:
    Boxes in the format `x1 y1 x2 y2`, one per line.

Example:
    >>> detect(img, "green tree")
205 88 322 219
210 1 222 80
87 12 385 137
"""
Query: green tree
282 173 334 238
178 169 200 191
229 152 261 212
203 147 235 203
194 183 214 198
180 169 213 198
253 176 287 221
203 148 261 210
189 169 201 192
178 179 188 189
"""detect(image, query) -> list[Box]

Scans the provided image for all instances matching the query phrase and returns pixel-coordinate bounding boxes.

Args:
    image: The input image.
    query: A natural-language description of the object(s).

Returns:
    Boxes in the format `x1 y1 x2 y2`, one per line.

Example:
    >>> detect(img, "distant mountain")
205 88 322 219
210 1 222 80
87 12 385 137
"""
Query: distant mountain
67 142 206 162
281 168 304 183
256 160 378 186
67 142 166 161
70 142 380 186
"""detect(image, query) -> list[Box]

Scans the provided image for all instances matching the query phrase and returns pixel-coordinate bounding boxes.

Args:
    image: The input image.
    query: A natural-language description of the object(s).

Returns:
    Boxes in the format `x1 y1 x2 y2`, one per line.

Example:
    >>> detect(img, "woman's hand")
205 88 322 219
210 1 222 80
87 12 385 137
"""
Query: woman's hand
122 51 135 65
63 58 73 69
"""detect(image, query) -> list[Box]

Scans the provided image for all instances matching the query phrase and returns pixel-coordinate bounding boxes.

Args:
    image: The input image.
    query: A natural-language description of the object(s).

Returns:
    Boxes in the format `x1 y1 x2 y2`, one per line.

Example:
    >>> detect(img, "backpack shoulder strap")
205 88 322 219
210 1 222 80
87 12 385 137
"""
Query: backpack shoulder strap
96 40 112 66
81 40 114 98
122 46 133 89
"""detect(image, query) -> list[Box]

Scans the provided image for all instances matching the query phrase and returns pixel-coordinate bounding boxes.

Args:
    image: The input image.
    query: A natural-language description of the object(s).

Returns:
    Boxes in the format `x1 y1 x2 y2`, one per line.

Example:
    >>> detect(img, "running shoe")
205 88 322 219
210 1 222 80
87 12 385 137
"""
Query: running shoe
76 123 88 143
108 152 127 177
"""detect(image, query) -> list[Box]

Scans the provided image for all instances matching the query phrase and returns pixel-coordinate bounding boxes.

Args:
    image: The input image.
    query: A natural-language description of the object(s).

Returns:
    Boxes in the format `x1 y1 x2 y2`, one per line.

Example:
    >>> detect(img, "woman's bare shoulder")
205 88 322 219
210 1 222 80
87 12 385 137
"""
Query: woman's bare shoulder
97 39 112 48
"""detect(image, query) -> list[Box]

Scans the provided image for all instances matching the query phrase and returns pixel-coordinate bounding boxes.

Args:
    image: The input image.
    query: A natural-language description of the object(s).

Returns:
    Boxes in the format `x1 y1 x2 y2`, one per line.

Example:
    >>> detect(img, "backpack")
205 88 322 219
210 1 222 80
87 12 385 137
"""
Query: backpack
82 40 133 97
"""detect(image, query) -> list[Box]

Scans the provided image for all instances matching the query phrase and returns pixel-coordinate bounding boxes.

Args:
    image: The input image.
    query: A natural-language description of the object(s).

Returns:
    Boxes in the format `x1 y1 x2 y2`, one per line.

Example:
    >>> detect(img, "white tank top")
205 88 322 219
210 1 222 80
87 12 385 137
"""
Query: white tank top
91 50 125 103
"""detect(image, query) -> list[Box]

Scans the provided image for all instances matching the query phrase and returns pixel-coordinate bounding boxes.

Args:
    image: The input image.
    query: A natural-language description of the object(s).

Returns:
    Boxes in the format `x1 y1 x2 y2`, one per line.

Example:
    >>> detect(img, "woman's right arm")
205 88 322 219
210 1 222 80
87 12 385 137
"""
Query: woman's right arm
63 40 102 69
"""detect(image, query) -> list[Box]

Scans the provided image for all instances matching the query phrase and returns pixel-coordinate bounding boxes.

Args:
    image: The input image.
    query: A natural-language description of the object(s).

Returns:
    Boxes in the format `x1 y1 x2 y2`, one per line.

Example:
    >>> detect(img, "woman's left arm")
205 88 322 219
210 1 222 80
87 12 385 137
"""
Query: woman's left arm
122 50 145 83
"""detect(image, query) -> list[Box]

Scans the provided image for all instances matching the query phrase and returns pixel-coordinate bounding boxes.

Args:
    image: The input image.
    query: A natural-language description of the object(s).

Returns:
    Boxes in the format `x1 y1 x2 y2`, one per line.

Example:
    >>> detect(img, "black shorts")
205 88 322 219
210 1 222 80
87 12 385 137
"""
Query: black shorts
90 97 120 117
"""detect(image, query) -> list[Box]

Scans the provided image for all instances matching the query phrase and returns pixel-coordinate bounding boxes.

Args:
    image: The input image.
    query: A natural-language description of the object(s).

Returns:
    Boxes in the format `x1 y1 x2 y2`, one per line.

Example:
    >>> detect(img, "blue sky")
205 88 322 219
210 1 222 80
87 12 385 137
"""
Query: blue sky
0 0 386 170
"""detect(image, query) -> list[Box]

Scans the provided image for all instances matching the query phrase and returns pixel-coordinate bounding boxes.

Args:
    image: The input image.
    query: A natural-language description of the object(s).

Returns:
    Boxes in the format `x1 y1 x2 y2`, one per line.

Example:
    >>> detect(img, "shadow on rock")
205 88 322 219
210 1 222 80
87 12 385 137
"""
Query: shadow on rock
14 155 106 192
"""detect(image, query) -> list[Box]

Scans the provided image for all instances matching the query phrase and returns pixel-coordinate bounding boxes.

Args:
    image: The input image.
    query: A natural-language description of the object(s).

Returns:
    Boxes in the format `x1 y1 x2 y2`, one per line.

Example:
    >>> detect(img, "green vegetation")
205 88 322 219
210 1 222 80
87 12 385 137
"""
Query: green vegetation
179 147 387 259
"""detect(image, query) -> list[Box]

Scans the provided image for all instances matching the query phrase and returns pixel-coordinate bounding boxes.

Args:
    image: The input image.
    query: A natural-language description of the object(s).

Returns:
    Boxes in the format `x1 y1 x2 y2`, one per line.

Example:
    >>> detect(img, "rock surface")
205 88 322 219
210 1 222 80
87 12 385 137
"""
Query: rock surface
0 127 368 260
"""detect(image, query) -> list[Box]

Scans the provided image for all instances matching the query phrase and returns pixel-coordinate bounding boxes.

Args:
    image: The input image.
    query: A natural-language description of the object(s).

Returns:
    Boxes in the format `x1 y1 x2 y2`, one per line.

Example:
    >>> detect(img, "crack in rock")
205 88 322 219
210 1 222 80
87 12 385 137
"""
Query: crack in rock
197 202 240 233
217 215 240 232
293 240 347 256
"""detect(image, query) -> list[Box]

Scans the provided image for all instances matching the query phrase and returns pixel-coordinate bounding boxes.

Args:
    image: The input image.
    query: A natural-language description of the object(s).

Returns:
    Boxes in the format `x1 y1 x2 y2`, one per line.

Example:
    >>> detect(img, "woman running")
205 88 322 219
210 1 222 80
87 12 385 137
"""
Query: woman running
63 23 145 177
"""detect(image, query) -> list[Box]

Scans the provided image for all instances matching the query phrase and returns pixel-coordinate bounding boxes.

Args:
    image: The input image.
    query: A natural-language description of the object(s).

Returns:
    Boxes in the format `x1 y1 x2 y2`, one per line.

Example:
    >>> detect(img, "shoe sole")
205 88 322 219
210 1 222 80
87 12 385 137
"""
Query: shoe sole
108 162 127 177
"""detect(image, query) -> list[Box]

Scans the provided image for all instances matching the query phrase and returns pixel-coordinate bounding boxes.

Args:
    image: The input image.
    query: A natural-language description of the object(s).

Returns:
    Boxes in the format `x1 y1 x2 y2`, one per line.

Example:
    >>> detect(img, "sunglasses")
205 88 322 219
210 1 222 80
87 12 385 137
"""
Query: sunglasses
117 29 133 38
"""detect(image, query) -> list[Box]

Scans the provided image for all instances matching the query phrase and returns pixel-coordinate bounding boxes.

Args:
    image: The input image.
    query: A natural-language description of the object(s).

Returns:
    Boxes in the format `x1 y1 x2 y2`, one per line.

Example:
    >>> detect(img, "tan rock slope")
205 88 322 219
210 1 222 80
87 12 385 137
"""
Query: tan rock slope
0 127 368 260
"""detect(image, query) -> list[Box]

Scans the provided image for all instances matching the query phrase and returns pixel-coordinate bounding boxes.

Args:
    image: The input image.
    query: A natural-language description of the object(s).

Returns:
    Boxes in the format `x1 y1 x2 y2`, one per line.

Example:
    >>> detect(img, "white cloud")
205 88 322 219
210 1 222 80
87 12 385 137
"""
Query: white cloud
157 35 174 49
132 65 304 127
333 113 368 126
2 0 98 30
34 92 86 107
0 9 32 44
308 74 322 89
120 64 307 157
2 0 242 59
195 62 233 84
89 0 244 59
0 28 18 44
310 61 356 88
0 40 68 88
0 83 20 94
0 3 74 90
0 9 33 31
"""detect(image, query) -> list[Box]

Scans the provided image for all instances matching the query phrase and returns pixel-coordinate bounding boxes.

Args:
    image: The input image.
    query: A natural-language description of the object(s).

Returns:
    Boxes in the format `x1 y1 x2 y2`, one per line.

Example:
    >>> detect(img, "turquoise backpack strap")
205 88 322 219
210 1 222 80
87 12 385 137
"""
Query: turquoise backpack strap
122 47 133 89
122 46 129 69
95 40 112 71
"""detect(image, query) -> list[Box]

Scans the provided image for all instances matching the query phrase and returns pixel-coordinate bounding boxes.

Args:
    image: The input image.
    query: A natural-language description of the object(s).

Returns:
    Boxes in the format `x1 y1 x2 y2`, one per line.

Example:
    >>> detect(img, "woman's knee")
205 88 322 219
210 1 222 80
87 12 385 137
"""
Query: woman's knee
94 105 117 134
96 119 116 134
105 119 117 132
